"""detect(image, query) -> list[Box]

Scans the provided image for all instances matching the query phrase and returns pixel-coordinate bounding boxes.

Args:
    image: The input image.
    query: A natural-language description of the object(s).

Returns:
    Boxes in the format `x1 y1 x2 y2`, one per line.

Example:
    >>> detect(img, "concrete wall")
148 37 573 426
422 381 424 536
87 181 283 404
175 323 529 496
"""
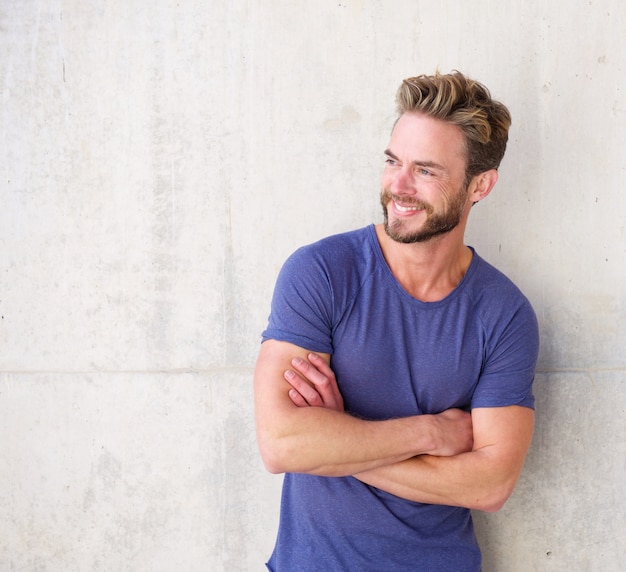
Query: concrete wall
1 1 624 570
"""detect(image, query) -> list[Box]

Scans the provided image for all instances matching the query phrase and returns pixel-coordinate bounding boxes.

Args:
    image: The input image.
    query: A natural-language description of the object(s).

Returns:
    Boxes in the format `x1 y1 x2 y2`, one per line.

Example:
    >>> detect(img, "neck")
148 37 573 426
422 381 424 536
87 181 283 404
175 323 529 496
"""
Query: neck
374 223 473 302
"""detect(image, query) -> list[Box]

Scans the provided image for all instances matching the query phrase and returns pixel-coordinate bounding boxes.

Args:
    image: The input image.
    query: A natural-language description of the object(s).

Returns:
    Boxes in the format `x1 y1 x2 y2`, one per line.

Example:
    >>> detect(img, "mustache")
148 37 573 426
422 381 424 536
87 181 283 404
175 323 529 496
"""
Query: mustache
380 188 432 212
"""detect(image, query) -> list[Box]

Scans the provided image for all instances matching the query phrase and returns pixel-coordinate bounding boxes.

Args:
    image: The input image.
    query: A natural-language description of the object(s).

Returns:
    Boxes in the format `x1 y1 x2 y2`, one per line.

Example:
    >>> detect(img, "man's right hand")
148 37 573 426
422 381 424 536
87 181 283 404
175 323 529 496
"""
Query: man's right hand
284 352 344 412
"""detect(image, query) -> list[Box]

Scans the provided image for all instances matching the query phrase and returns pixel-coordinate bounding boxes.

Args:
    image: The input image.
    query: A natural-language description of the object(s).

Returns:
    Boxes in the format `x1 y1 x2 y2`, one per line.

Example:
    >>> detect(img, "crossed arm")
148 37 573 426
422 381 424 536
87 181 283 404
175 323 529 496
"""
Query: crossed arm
254 339 534 512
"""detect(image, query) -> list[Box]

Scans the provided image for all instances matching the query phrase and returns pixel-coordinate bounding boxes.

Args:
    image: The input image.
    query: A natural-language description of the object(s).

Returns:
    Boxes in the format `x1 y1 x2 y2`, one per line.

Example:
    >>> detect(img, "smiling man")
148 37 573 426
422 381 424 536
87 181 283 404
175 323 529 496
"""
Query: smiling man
254 71 539 571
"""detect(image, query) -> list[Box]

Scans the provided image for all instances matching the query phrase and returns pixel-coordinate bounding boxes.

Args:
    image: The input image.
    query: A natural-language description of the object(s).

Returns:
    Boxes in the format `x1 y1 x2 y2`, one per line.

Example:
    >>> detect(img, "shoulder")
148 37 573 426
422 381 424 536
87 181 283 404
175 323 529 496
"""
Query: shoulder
465 252 540 408
272 225 379 320
293 225 374 259
467 252 533 308
283 225 376 277
465 251 539 339
263 226 378 351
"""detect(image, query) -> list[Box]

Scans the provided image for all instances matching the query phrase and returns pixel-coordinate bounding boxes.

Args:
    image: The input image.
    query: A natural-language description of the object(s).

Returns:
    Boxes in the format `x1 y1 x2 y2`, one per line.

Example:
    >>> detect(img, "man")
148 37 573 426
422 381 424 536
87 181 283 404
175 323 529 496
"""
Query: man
254 71 539 571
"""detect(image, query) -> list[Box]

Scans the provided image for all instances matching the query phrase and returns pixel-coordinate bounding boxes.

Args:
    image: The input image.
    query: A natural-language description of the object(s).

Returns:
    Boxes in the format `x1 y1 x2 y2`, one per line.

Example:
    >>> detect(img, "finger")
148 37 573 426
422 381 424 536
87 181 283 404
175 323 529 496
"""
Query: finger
288 355 345 411
284 370 324 406
291 357 338 397
288 388 309 407
290 360 337 406
291 357 329 385
307 353 336 377
306 354 344 409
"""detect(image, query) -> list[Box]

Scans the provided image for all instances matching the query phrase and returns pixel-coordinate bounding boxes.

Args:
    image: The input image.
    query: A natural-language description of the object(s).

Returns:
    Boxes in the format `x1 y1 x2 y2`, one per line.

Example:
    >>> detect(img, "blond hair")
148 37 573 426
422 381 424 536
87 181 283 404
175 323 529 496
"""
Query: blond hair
396 71 511 183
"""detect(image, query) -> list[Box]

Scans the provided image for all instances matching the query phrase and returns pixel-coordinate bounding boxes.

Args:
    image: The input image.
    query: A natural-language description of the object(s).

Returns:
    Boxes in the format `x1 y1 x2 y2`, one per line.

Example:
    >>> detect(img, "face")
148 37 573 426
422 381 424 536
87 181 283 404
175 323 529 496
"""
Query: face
380 112 471 244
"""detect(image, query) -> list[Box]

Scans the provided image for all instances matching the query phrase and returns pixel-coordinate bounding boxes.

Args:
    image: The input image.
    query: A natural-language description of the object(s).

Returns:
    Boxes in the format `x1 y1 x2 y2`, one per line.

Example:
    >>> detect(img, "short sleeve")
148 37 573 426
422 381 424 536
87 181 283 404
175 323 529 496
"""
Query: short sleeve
261 245 335 354
471 297 540 410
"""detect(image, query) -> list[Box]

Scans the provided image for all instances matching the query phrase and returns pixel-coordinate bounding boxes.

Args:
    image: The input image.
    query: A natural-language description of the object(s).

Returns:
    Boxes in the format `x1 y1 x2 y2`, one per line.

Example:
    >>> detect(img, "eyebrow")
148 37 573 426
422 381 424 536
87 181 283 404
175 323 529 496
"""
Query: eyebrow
384 149 446 172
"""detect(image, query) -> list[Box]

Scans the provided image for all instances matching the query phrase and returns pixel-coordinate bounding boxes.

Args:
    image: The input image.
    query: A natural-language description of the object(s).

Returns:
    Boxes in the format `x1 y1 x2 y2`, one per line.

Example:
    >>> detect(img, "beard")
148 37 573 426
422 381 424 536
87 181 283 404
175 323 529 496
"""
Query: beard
380 185 468 244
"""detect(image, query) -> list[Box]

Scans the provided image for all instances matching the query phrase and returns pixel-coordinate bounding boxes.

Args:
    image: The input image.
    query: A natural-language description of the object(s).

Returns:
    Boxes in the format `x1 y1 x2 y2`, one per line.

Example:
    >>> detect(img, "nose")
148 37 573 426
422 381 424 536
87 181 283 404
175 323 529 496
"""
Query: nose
389 167 415 195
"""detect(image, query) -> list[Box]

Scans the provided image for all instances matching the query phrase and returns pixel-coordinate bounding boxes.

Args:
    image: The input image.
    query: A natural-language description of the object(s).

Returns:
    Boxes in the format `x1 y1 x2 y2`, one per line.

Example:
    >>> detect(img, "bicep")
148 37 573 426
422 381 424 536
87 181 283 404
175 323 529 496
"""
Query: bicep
254 339 330 432
471 405 535 474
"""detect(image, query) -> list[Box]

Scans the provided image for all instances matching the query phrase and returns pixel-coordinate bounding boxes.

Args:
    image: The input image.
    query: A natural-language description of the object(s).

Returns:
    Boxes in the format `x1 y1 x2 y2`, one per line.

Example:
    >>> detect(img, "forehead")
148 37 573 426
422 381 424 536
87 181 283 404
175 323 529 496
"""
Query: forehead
389 112 467 165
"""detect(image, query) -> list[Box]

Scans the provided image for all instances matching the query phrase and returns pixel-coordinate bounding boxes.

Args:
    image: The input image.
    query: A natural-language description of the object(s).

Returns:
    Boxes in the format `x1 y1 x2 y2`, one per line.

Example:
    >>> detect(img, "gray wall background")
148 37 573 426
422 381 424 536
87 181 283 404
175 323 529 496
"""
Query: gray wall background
1 1 625 570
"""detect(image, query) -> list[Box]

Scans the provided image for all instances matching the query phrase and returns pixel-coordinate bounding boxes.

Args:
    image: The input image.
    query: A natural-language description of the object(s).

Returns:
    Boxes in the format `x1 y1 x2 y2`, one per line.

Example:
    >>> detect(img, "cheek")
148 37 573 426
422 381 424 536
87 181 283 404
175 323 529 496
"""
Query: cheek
438 189 454 205
441 188 469 212
435 180 463 201
380 171 393 189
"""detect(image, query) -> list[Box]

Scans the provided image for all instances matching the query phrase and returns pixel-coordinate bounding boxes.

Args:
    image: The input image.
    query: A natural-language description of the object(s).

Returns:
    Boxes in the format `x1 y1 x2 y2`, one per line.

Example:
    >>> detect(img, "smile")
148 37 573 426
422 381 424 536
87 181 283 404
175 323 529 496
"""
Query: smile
393 201 423 213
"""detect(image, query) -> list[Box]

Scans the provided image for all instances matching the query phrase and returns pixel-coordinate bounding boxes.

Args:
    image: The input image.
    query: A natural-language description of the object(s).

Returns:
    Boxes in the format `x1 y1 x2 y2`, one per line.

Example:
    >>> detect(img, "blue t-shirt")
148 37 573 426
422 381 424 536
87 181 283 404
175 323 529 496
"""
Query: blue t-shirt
262 225 539 571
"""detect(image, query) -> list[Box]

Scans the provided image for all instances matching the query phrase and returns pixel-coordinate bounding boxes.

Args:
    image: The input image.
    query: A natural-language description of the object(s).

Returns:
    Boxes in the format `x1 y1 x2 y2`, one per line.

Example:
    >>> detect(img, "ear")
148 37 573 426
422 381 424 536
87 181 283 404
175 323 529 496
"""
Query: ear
468 169 499 203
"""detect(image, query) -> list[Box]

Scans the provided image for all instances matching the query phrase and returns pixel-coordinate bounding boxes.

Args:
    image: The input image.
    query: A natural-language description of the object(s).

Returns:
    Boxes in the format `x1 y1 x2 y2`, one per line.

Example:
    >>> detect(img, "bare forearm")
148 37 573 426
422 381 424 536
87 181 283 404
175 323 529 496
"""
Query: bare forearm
257 406 441 477
354 407 535 512
354 451 510 511
255 340 473 477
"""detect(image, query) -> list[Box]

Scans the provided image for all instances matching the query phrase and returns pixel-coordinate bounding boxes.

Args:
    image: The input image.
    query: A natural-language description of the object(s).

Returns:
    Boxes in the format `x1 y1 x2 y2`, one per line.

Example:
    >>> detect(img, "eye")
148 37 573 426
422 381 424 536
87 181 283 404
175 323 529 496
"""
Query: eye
416 167 431 176
385 157 397 166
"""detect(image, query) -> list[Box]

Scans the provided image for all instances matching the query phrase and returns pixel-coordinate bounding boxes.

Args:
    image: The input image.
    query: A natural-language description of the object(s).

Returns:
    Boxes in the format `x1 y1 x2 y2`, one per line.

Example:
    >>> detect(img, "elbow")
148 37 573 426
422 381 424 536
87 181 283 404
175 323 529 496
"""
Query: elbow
256 431 300 475
467 451 527 512
257 432 333 476
262 460 286 476
257 437 287 474
471 482 516 513
475 497 507 514
259 447 288 475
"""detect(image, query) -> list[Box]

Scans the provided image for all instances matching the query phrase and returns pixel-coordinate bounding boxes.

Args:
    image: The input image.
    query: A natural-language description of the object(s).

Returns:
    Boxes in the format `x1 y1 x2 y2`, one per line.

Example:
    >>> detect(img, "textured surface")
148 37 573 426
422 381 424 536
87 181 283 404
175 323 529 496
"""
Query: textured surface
1 1 625 570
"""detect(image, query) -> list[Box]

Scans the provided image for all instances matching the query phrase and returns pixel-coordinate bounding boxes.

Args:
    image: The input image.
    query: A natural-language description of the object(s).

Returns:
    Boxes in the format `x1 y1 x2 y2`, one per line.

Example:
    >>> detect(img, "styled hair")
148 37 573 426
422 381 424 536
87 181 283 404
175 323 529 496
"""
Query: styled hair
396 71 511 183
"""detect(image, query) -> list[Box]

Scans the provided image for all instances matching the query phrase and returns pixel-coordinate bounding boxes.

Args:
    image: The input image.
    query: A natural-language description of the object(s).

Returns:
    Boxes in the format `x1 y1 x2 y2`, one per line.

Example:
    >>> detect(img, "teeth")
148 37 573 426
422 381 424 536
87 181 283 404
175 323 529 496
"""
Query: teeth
394 201 421 212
